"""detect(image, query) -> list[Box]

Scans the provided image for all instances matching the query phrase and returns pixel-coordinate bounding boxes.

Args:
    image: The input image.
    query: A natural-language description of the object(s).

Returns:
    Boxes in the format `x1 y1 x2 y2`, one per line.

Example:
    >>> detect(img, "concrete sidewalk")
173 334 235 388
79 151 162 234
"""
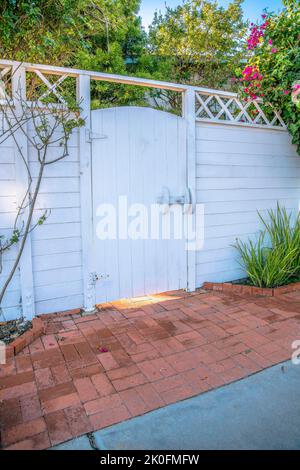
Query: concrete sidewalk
53 360 300 450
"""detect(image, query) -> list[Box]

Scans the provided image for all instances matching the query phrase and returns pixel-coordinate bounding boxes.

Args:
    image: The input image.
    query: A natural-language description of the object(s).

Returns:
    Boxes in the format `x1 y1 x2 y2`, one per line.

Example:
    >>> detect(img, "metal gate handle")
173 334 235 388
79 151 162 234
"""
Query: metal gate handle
184 187 195 214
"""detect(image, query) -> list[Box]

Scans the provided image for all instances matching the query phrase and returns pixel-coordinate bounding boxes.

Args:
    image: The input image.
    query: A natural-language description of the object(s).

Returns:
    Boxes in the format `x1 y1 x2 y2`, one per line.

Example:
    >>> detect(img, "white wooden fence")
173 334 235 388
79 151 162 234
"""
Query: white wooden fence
0 60 299 321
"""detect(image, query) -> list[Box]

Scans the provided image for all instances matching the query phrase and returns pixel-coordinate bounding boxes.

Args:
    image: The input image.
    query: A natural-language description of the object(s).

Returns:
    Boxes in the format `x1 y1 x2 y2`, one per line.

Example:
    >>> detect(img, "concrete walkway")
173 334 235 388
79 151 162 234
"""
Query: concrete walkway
53 360 300 450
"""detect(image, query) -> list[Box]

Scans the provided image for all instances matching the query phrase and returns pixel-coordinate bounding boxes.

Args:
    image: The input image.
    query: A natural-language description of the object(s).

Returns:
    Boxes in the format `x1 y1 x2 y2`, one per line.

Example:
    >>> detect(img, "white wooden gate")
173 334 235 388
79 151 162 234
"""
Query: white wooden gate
91 106 187 303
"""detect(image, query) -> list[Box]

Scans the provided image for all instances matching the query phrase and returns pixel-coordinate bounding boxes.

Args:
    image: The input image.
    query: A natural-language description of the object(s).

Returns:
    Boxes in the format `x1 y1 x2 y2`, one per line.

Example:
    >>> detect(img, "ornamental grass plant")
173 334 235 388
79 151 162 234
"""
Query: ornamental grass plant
234 204 300 288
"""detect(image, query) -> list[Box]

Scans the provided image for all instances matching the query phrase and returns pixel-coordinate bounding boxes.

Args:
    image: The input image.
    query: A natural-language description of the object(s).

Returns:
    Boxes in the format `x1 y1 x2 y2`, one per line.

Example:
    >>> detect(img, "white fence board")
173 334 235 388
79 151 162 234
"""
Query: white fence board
32 252 82 272
33 266 82 288
196 124 292 145
31 222 81 240
0 163 15 180
197 165 300 178
33 237 82 256
0 147 15 163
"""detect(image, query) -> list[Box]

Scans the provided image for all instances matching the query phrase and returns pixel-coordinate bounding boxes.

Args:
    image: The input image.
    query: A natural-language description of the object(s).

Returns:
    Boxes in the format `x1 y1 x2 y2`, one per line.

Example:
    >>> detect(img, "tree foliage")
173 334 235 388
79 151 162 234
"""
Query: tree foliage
0 0 148 106
148 0 247 89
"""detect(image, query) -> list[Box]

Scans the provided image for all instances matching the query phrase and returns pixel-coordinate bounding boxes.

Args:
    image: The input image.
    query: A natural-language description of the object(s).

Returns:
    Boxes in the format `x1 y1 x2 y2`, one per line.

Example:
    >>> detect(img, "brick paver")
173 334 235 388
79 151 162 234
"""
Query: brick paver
1 288 300 449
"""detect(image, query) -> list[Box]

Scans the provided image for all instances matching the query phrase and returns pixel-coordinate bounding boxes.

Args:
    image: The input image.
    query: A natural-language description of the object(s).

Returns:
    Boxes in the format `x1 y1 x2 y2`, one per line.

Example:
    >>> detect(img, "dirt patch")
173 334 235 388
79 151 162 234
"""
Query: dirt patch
0 317 32 345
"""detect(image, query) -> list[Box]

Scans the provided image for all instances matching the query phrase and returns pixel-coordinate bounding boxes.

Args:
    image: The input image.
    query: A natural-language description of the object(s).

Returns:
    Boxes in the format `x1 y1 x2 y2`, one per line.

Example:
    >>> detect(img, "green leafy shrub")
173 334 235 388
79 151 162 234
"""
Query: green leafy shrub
234 204 300 288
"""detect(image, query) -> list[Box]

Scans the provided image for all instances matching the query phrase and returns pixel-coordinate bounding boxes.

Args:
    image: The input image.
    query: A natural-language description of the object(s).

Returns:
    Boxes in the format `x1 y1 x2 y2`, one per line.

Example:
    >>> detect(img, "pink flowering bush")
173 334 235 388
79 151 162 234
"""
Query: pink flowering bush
239 0 300 153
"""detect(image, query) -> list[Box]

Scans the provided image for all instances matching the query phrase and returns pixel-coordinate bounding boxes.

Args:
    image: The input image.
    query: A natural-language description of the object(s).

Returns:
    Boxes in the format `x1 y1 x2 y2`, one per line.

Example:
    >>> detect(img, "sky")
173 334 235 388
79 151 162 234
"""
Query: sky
140 0 284 29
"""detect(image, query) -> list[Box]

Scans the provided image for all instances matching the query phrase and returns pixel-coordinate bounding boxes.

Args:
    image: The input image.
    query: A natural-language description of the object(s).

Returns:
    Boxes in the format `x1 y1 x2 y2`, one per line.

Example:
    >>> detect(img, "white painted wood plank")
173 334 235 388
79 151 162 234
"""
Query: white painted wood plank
36 192 80 209
33 252 82 272
203 209 297 227
197 177 300 190
35 177 80 194
0 147 15 163
197 153 300 167
0 180 16 196
196 123 292 145
0 211 16 229
154 111 170 294
35 294 83 315
33 266 82 288
31 222 81 240
197 188 300 203
197 140 297 156
143 109 158 295
196 268 245 287
199 199 299 215
0 196 16 213
32 207 81 225
128 107 146 298
0 164 15 180
35 280 83 302
0 289 21 309
115 107 133 299
197 165 300 178
33 237 82 256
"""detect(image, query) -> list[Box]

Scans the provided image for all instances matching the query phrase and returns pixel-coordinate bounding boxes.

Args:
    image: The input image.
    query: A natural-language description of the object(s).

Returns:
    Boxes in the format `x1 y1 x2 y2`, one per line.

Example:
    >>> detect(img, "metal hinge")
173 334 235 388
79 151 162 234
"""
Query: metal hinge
85 129 107 143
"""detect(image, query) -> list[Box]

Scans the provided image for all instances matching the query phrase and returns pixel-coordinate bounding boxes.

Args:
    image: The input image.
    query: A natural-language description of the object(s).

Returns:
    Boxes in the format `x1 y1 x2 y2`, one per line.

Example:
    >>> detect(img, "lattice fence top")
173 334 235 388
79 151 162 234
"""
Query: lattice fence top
195 91 286 130
0 61 287 130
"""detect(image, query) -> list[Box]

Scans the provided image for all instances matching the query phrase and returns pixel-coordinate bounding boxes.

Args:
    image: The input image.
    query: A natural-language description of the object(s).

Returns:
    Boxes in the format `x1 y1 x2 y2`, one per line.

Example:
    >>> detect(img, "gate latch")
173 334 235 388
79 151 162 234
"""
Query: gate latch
85 129 107 143
157 186 195 214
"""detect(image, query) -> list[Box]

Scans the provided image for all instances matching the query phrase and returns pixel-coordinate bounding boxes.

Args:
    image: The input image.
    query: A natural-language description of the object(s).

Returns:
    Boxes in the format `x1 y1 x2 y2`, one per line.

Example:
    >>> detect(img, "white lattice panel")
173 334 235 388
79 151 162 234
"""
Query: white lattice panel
0 66 12 100
195 91 286 130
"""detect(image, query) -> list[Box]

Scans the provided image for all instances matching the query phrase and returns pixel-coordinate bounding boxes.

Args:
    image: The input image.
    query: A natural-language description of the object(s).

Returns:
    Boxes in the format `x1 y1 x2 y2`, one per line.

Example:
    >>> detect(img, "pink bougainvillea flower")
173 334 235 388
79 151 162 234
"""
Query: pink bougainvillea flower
293 84 300 91
268 39 273 45
98 346 109 353
283 90 290 95
262 14 267 19
271 48 277 53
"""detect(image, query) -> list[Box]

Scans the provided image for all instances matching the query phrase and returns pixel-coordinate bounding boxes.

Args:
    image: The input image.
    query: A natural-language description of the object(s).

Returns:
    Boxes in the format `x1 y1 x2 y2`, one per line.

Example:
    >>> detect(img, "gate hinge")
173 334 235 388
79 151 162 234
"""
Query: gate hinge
85 129 107 143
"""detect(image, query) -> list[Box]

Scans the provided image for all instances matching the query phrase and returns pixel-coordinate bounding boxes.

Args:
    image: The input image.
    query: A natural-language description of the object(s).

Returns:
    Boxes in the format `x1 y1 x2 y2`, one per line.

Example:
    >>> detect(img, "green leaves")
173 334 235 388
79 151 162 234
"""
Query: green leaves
234 205 300 288
149 0 247 90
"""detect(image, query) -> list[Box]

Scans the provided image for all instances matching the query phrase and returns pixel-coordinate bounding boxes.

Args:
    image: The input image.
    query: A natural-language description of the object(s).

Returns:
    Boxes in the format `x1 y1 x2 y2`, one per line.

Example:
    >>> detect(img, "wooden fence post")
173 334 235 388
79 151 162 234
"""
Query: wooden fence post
12 65 36 319
184 87 197 292
77 74 96 311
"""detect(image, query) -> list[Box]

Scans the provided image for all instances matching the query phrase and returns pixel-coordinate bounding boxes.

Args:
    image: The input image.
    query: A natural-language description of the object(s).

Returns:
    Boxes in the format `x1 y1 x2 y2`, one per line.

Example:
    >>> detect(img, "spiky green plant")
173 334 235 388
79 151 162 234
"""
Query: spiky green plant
234 204 300 288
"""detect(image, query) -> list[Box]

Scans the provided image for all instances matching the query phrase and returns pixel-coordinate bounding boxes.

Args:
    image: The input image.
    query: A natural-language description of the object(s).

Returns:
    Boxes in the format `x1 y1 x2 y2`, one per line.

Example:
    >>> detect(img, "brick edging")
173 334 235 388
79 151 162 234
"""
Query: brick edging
203 281 300 298
6 318 46 357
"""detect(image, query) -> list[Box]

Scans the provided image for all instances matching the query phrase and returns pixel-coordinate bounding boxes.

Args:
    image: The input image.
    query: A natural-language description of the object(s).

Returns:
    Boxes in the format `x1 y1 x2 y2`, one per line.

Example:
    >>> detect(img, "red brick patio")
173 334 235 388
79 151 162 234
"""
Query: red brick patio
1 288 300 450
